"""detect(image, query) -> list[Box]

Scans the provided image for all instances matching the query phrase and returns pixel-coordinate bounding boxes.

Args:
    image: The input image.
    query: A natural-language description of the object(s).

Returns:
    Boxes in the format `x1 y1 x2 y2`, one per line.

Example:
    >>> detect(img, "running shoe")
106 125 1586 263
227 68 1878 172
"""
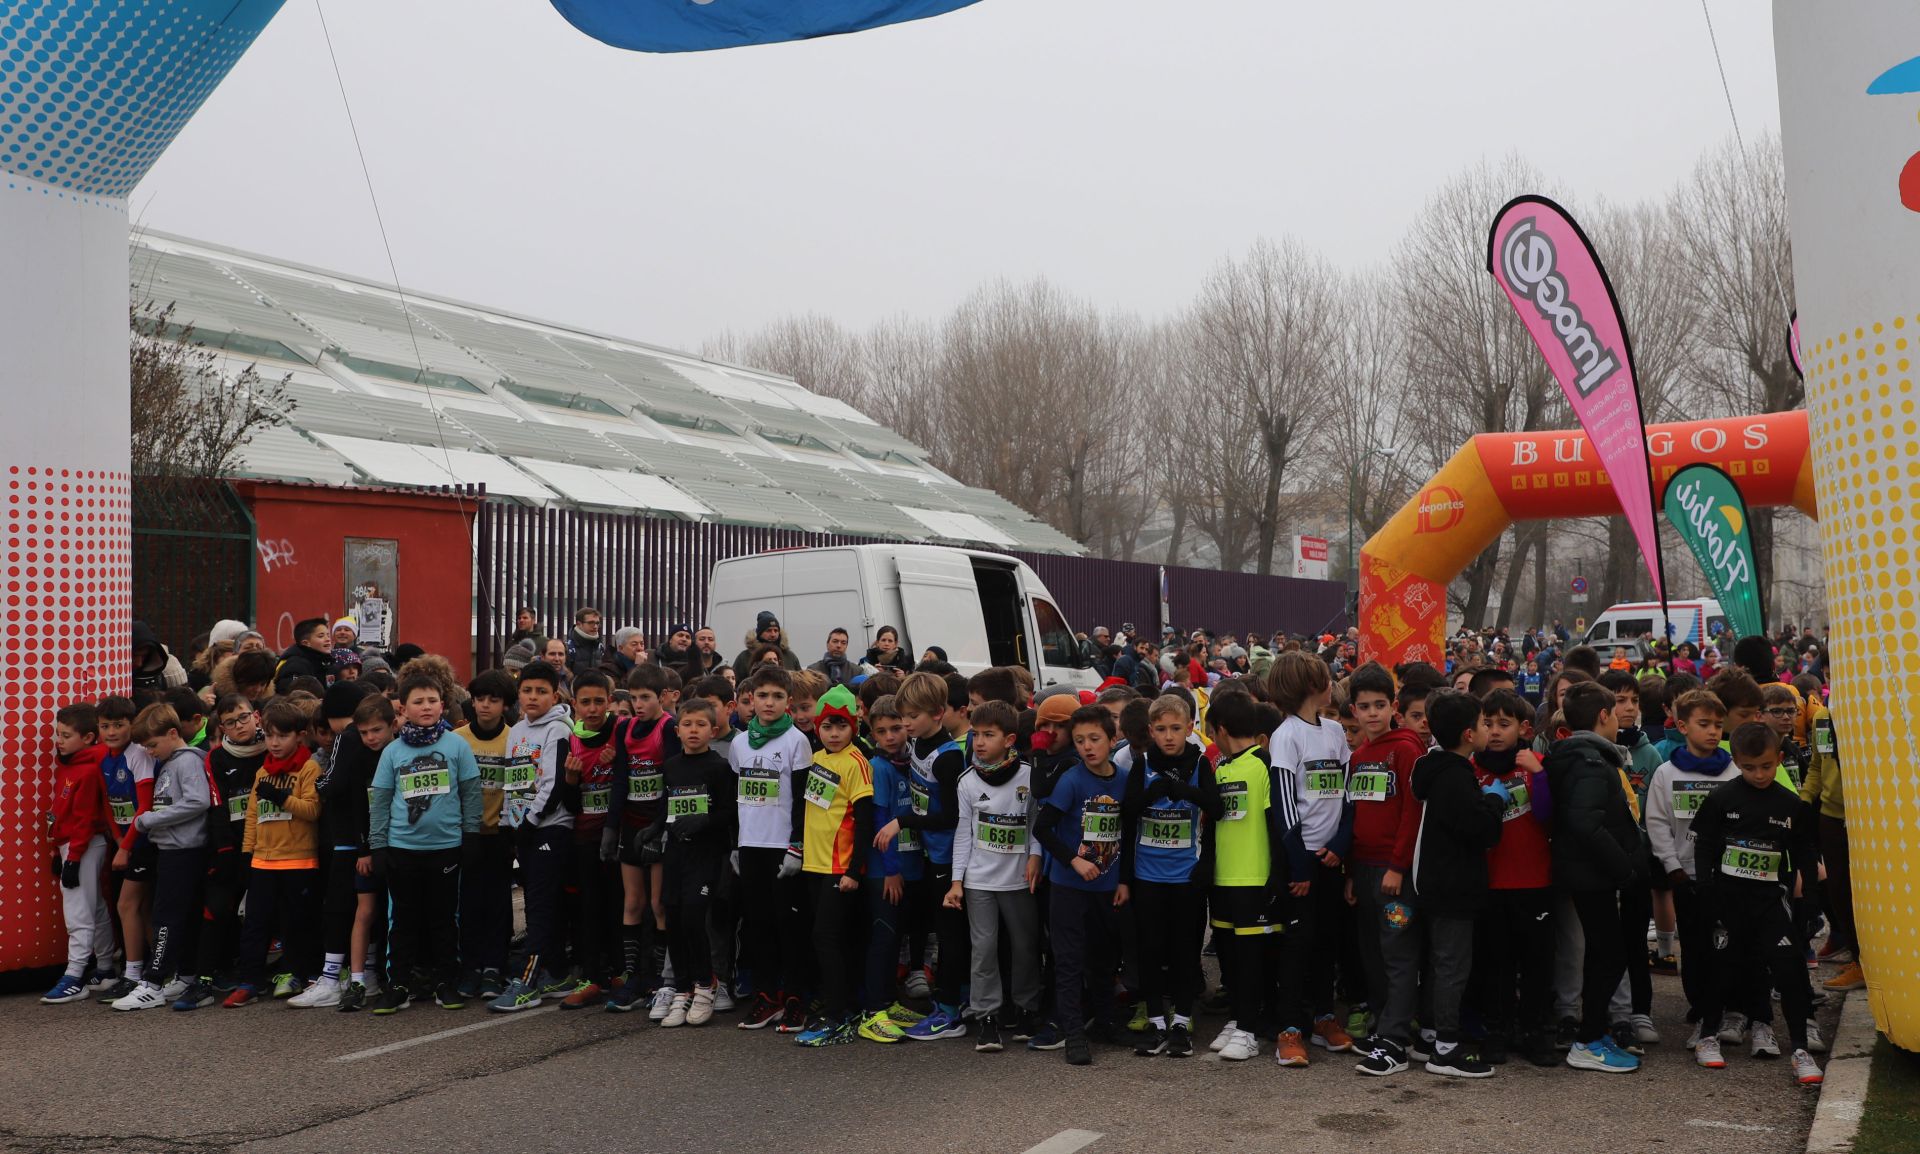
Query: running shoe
1025 1021 1065 1051
456 969 484 1001
1355 1036 1410 1077
289 977 343 1008
372 985 414 1015
649 986 678 1022
336 981 368 1013
686 985 716 1026
1791 1048 1824 1085
1346 1004 1374 1040
736 993 782 1029
559 980 603 1010
903 967 931 1000
1134 1024 1167 1057
975 1014 1005 1053
606 981 647 1014
661 993 691 1028
271 972 302 999
858 1009 905 1043
1126 1001 1149 1033
1312 1013 1353 1052
903 1006 967 1040
1064 1035 1092 1066
796 1018 856 1048
478 969 505 999
710 984 735 1014
1218 1030 1258 1061
487 977 545 1013
1567 1036 1640 1073
885 1001 927 1027
1209 1020 1240 1052
1165 1022 1193 1057
1425 1043 1495 1079
1823 963 1865 991
219 985 259 1010
1806 1021 1829 1054
171 979 217 1011
1751 1021 1782 1058
1695 1037 1726 1068
774 995 808 1034
40 974 88 1005
1631 1013 1660 1045
94 977 137 1005
435 982 466 1010
1717 1013 1749 1044
1275 1027 1310 1067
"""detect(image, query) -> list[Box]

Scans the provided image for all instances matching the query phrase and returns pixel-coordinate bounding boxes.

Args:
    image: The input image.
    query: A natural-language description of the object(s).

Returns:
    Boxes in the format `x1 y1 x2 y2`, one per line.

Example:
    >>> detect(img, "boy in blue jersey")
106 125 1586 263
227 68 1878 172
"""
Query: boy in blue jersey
857 694 926 1042
1121 694 1222 1057
1033 705 1128 1065
878 671 970 1040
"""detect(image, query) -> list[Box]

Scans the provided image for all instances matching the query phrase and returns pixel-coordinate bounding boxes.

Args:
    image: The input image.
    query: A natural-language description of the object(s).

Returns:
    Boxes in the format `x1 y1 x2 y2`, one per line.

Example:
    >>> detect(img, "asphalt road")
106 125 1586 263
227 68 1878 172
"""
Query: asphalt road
0 958 1844 1154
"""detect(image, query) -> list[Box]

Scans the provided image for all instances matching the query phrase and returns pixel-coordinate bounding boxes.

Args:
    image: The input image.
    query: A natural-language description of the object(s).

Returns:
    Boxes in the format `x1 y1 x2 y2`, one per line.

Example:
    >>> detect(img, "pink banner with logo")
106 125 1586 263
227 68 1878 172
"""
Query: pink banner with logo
1487 195 1665 602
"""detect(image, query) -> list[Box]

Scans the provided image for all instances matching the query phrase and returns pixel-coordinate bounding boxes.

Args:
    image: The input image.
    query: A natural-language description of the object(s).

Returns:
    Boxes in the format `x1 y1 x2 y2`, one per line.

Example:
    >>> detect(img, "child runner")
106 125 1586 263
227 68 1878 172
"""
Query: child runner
1645 689 1738 1052
559 671 621 1009
174 695 266 1009
491 661 577 1011
653 698 736 1027
42 704 114 1004
112 705 211 1011
944 699 1039 1054
225 699 324 1007
727 666 816 1030
1202 692 1288 1064
1346 664 1428 1076
1469 688 1557 1068
856 693 925 1042
456 670 516 1001
93 696 151 1003
882 671 970 1042
793 685 877 1047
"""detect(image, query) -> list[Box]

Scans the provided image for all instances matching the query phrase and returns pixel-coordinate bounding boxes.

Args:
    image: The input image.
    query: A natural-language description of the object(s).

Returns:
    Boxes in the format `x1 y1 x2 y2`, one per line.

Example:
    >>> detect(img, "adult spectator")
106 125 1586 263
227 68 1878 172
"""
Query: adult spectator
1085 626 1113 675
602 627 647 682
688 626 725 678
656 623 697 671
330 617 360 650
864 625 914 673
131 620 189 691
234 630 270 654
733 610 801 679
541 637 574 689
272 617 334 692
1551 618 1571 645
565 607 607 673
809 627 857 688
502 638 537 673
510 606 548 653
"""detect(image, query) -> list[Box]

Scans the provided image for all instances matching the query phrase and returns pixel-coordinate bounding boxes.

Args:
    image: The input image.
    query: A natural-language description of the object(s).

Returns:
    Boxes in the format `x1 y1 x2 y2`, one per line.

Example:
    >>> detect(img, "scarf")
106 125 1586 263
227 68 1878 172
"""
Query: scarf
1618 726 1645 748
262 745 311 776
223 735 266 759
468 718 507 742
399 718 452 748
746 712 794 749
572 718 604 739
1477 746 1519 776
1672 746 1732 775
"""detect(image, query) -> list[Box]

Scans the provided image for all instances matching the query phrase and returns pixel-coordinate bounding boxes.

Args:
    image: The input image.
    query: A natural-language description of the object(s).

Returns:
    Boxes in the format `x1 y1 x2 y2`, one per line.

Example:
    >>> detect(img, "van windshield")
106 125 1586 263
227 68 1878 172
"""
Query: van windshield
1616 618 1655 640
1032 598 1076 667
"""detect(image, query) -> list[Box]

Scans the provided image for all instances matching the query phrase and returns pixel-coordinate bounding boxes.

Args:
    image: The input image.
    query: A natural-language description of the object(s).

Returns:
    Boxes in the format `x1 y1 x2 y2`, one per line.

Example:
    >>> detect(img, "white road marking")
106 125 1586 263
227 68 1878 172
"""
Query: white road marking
1022 1130 1103 1154
1685 1119 1777 1133
331 1005 561 1062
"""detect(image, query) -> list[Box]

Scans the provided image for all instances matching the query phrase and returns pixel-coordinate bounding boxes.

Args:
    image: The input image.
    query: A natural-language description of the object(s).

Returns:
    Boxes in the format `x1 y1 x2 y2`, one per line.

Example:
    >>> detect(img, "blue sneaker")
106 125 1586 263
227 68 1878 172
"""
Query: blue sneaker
902 1005 967 1041
1566 1035 1640 1073
40 973 89 1004
1026 1020 1065 1051
796 1018 855 1047
605 981 647 1013
489 976 547 1014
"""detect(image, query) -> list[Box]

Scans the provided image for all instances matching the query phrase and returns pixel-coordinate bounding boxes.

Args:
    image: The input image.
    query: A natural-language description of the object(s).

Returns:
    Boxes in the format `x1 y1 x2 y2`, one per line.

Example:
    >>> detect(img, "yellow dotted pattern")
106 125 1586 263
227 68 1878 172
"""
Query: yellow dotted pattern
1804 309 1920 1049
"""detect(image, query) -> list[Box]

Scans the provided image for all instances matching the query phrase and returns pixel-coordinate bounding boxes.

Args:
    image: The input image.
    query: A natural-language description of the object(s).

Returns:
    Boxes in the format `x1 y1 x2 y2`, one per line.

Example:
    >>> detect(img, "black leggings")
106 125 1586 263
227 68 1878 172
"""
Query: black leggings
1132 879 1206 1019
321 846 359 959
238 866 319 986
1566 888 1628 1044
928 863 969 1008
386 847 459 988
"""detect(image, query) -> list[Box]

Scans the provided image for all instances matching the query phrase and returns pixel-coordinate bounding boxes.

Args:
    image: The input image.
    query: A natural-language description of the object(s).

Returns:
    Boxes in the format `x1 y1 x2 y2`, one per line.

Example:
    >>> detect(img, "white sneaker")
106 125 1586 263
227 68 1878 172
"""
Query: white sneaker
661 993 691 1028
1716 1013 1747 1044
649 986 678 1022
1695 1037 1726 1068
159 977 188 1000
711 984 735 1014
1684 1022 1703 1050
1218 1029 1259 1061
1630 1014 1659 1044
1750 1021 1781 1058
1209 1019 1240 1052
686 985 715 1027
1805 1021 1828 1054
903 969 931 1000
289 976 343 1008
1792 1048 1824 1085
112 982 168 1012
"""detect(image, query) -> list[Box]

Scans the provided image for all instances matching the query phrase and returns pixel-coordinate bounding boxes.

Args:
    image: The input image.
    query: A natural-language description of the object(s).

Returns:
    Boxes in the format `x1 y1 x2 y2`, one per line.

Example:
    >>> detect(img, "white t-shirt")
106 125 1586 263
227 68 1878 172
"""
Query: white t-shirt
1269 713 1351 854
729 726 814 849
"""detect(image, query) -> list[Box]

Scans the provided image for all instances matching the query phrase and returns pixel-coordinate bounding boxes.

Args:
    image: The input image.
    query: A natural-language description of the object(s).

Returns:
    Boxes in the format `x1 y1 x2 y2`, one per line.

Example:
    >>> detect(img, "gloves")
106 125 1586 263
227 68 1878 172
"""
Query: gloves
255 781 290 806
1143 776 1174 803
599 826 619 863
61 858 81 889
777 846 803 880
1481 779 1514 807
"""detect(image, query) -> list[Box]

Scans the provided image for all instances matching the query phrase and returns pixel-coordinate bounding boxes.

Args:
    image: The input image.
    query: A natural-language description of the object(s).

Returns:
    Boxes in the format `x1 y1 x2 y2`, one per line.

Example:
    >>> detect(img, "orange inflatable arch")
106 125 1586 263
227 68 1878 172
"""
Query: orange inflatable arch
1358 411 1818 667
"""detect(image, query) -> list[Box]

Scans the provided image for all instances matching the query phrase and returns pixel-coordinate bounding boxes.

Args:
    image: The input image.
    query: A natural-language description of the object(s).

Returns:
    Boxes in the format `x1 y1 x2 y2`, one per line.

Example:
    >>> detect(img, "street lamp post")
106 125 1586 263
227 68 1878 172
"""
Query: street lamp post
1348 448 1395 590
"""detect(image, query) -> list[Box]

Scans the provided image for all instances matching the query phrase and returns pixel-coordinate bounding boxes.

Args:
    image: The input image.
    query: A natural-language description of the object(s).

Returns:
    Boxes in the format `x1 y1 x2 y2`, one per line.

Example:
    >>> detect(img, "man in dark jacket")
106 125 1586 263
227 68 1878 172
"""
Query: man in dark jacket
730 610 801 679
1411 689 1508 1077
1543 681 1647 1074
808 627 857 688
565 607 606 674
273 617 335 692
132 620 189 691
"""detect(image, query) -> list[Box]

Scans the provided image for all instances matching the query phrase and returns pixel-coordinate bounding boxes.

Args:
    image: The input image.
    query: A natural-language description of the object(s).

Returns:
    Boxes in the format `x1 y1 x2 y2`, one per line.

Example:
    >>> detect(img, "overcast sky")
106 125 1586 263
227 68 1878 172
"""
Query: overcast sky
138 0 1781 352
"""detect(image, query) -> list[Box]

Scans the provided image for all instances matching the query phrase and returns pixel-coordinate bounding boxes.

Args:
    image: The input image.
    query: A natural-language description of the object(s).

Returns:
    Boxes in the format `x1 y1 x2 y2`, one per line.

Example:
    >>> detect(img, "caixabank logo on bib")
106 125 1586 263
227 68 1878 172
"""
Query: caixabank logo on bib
1416 485 1466 533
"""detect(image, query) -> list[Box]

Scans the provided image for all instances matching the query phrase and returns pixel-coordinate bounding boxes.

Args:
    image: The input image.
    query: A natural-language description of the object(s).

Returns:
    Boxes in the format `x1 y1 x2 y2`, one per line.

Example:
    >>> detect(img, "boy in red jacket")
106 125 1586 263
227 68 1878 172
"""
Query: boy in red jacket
1345 663 1429 1077
44 703 116 1003
1470 688 1557 1068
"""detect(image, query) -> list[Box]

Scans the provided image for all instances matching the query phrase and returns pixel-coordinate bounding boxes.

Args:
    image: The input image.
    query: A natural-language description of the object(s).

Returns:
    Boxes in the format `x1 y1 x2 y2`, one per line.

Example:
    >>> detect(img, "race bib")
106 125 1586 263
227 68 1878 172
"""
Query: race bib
110 799 136 825
1814 726 1835 756
400 768 451 799
1218 780 1249 821
227 794 248 822
628 767 664 802
1720 837 1783 882
803 765 841 811
1303 760 1345 800
581 786 611 816
1500 779 1532 822
1671 779 1715 819
255 795 289 823
666 786 709 823
896 826 919 853
1081 799 1121 844
1346 768 1391 803
909 779 930 816
975 812 1027 854
738 767 781 807
479 757 533 793
1139 806 1193 850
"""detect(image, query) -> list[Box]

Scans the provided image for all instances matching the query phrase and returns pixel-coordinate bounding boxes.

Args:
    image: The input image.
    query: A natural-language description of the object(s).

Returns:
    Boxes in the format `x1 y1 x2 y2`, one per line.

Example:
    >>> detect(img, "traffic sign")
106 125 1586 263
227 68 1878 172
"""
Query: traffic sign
1570 575 1589 594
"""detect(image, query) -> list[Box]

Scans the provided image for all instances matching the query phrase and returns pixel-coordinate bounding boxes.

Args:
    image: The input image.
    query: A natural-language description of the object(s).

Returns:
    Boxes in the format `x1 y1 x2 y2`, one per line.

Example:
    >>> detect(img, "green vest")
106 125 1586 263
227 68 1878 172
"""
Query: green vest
1212 745 1273 887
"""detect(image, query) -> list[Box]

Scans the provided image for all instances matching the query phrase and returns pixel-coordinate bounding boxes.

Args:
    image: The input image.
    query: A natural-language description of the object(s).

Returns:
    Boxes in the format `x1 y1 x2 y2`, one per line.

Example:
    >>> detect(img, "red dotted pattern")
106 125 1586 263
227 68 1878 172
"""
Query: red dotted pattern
0 466 130 972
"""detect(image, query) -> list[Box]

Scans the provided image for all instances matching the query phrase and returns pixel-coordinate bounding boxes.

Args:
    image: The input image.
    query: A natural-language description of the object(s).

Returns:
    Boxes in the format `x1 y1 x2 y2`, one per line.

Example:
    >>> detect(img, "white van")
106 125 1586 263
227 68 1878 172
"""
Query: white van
707 544 1101 691
1581 599 1728 647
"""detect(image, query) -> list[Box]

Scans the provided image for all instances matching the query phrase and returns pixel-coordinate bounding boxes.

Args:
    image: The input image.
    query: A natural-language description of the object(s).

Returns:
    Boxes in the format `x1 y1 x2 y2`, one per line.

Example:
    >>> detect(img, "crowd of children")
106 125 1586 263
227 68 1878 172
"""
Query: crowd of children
42 619 1851 1087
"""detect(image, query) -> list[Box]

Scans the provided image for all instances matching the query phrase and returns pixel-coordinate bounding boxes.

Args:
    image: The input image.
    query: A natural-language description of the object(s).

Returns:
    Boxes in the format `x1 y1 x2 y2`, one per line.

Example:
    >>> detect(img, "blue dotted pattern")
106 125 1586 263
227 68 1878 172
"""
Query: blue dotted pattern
0 0 284 200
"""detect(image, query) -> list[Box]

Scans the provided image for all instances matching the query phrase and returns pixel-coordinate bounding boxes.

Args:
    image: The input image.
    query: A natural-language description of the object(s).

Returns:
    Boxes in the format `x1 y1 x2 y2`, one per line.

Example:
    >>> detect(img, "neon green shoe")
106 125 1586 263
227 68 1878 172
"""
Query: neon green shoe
1127 1000 1149 1033
885 1001 926 1026
858 1009 905 1043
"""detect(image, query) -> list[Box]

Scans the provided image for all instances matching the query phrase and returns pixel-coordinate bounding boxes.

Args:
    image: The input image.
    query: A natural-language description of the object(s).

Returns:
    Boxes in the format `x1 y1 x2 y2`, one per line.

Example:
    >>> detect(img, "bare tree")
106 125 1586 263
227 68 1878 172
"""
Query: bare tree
131 300 293 478
1322 270 1418 580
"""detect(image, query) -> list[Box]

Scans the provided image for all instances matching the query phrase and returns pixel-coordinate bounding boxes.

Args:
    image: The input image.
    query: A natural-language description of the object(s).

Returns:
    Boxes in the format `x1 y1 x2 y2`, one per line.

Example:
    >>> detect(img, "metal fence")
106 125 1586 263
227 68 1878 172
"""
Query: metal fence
474 500 1347 668
132 476 255 656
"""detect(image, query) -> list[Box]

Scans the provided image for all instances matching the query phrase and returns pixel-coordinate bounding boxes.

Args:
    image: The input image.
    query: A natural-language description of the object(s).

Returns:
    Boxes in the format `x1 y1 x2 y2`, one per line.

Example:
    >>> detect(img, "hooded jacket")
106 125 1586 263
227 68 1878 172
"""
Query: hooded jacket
731 628 801 679
1410 749 1506 916
134 746 213 850
131 621 188 691
52 744 114 861
1544 732 1647 892
566 628 606 675
510 703 579 829
1348 726 1429 871
273 641 333 692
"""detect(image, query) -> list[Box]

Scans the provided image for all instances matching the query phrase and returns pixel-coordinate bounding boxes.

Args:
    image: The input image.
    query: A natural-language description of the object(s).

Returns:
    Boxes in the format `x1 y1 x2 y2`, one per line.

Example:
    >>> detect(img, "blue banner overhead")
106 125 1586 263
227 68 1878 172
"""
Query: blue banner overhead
549 0 983 52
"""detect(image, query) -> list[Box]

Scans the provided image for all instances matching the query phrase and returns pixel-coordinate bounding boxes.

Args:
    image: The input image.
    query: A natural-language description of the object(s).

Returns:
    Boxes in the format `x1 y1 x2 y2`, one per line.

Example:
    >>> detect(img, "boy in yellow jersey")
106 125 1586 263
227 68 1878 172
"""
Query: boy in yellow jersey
226 699 325 1007
793 684 875 1047
1204 690 1290 1063
457 670 516 1000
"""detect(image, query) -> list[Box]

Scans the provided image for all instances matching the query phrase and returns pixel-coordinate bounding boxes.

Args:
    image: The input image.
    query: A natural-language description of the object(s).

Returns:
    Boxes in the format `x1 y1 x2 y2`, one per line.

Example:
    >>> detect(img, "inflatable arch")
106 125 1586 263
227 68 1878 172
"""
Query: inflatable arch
1359 410 1817 669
